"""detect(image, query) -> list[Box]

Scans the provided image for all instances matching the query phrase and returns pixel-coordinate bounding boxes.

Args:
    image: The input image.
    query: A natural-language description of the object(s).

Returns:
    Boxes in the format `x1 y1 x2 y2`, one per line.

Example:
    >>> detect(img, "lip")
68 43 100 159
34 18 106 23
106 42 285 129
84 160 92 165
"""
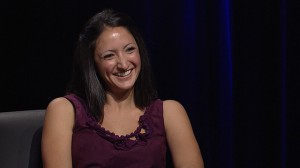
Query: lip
113 69 133 77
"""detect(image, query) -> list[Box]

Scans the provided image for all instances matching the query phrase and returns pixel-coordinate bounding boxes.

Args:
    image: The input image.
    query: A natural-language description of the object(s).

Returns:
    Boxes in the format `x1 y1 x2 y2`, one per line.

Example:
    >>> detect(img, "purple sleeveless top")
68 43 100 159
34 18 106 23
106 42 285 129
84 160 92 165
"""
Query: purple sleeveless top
64 94 166 168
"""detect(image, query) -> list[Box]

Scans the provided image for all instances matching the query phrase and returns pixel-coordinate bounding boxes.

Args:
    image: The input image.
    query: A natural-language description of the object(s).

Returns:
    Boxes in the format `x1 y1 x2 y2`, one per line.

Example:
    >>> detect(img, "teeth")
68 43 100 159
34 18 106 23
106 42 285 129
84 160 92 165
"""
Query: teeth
116 70 131 77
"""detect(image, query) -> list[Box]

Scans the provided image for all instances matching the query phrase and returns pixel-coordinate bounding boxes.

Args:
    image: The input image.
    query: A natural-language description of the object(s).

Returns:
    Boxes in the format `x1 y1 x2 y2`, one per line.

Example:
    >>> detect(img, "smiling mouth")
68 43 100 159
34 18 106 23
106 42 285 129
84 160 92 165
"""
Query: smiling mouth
114 69 132 77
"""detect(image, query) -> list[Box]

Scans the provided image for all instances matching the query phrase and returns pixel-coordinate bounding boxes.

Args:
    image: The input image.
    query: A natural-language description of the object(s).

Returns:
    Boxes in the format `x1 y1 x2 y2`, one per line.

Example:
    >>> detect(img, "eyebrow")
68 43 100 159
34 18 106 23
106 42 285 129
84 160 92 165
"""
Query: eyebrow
99 49 114 56
99 43 137 55
123 43 136 49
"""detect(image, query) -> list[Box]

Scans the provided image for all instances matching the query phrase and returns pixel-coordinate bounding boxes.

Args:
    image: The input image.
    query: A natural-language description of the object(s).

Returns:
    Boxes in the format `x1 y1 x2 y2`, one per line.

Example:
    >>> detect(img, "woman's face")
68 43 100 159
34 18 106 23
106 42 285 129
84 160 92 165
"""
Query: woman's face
94 26 141 93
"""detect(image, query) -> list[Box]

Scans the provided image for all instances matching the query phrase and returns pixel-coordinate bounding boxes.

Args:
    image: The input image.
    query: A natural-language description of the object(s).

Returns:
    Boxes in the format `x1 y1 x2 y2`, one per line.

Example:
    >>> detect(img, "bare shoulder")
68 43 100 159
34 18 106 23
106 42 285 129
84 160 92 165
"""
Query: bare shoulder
47 97 73 113
42 97 74 167
163 99 191 134
44 97 75 128
163 100 204 167
163 100 187 119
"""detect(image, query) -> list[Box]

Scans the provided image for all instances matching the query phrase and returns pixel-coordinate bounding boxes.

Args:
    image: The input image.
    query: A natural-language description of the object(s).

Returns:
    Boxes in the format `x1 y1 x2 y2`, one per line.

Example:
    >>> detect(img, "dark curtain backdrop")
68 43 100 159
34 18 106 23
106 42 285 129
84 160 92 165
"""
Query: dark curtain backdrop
1 0 299 167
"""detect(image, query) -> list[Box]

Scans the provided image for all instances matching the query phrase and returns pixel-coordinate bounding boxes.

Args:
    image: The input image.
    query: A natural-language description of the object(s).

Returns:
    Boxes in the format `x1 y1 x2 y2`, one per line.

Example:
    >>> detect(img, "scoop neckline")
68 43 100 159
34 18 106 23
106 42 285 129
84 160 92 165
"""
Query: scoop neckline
68 93 153 140
96 107 150 140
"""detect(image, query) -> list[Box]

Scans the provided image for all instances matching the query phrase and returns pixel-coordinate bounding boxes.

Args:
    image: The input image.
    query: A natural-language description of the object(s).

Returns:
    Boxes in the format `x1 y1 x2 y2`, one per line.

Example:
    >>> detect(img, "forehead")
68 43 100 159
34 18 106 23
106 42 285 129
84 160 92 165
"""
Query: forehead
95 26 136 47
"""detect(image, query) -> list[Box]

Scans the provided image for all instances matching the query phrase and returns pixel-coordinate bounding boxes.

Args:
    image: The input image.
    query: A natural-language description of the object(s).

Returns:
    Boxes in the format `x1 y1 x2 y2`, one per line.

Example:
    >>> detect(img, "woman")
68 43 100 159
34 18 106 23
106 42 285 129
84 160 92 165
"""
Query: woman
42 9 204 168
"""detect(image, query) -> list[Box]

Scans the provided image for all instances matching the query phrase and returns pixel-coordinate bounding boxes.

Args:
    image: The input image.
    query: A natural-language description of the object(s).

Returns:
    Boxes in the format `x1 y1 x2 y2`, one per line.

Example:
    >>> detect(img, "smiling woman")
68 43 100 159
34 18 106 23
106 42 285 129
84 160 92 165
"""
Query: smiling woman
94 27 141 94
41 9 204 168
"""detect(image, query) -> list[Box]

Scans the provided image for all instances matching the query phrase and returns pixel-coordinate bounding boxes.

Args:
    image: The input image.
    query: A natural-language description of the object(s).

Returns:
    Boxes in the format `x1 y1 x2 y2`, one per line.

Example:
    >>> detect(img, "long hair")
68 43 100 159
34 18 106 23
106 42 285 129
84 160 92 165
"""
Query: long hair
67 9 157 123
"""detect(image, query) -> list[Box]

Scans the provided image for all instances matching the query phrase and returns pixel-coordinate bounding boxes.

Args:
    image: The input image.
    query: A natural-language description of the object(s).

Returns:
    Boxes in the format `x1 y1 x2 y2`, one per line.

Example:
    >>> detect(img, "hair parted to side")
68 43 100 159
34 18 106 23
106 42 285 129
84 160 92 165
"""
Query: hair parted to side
67 9 157 123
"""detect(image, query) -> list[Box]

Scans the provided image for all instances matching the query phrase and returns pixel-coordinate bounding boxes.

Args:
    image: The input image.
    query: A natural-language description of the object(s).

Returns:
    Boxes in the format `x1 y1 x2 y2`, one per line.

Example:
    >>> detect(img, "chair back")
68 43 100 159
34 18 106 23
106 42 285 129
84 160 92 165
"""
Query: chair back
0 110 45 168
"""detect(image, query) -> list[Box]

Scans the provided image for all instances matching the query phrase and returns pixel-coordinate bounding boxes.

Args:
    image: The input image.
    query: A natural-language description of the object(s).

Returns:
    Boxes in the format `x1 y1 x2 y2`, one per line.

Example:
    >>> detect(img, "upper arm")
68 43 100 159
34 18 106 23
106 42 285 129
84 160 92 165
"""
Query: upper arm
163 100 204 168
42 97 74 168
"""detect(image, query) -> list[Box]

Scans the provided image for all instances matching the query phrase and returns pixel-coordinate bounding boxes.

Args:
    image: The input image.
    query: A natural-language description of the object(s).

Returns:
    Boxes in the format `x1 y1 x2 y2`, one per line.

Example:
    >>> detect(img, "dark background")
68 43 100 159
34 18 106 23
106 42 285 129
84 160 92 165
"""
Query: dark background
1 0 299 167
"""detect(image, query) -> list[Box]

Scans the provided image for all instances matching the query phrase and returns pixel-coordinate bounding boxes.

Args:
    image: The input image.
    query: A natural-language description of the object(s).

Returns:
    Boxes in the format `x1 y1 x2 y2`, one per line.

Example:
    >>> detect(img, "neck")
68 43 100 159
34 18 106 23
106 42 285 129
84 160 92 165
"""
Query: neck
105 89 136 111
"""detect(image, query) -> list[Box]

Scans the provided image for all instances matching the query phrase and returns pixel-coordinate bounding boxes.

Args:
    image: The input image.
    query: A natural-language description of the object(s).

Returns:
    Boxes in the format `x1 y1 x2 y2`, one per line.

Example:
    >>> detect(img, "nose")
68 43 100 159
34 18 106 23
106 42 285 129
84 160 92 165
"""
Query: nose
116 52 129 69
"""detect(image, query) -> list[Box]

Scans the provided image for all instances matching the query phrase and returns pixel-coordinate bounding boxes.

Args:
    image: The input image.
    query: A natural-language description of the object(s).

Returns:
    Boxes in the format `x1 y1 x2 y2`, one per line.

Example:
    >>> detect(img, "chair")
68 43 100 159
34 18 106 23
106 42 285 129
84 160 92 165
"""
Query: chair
0 110 45 168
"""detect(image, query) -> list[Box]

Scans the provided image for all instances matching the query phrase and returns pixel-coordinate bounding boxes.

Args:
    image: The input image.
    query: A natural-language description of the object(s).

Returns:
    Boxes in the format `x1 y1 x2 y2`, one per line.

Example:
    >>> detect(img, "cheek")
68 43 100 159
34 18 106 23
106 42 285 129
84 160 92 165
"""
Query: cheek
95 61 109 79
97 66 106 79
98 65 111 78
134 54 142 68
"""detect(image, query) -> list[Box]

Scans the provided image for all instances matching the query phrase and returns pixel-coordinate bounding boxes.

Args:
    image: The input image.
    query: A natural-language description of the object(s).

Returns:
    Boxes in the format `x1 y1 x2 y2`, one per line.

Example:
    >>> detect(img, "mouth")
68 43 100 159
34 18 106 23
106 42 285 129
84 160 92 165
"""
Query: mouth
114 69 132 77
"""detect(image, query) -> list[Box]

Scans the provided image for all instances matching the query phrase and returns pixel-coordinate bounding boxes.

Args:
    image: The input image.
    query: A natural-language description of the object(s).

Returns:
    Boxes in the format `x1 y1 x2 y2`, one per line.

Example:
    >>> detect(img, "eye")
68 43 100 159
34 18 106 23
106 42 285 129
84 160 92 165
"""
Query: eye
126 46 136 53
102 53 115 60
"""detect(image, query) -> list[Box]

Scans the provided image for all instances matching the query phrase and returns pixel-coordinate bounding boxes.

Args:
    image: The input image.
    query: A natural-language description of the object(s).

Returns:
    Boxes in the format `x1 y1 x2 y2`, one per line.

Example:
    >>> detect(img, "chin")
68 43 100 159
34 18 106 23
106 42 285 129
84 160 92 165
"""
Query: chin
107 81 134 92
117 84 135 91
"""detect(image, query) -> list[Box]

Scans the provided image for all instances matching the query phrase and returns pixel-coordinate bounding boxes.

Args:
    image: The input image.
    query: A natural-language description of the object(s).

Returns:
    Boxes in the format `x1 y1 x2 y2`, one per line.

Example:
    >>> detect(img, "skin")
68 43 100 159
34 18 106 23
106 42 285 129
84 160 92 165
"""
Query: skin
93 26 145 135
94 26 141 96
42 26 204 168
164 100 204 167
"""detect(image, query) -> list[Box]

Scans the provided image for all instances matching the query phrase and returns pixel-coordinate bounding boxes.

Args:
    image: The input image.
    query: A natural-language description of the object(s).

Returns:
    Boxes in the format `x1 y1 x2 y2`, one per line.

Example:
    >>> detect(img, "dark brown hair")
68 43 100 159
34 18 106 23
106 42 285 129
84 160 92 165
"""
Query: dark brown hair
67 9 157 123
